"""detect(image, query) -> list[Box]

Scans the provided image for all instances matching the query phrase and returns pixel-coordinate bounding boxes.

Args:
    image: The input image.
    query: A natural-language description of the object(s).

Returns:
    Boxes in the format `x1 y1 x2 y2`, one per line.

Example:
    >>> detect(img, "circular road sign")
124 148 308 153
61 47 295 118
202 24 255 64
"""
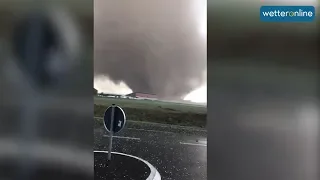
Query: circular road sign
103 105 126 133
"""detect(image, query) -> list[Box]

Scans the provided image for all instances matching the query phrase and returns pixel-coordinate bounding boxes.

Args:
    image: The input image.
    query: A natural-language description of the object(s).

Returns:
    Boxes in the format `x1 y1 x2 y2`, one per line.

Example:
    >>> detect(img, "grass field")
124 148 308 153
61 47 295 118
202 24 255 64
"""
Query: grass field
94 96 207 128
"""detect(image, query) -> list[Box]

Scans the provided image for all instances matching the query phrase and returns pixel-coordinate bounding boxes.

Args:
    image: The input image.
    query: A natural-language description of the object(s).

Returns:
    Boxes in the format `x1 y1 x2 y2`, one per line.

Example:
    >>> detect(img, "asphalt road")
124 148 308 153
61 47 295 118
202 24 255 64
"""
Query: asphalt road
94 121 207 180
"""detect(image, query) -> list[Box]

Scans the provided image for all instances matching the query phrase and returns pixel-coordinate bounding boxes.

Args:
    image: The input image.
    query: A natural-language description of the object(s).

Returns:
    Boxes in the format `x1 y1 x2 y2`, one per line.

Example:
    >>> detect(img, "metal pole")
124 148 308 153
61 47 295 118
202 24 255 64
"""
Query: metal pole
108 105 115 160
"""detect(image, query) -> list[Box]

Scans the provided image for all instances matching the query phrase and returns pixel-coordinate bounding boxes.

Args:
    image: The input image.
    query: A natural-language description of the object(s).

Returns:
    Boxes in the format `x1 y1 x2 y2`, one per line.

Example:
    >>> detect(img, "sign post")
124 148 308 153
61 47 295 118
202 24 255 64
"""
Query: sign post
103 104 126 161
107 105 115 160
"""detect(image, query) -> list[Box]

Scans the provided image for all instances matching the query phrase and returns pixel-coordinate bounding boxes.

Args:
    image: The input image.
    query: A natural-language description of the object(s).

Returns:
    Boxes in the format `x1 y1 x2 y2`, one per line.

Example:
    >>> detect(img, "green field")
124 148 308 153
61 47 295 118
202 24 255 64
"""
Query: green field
94 96 207 128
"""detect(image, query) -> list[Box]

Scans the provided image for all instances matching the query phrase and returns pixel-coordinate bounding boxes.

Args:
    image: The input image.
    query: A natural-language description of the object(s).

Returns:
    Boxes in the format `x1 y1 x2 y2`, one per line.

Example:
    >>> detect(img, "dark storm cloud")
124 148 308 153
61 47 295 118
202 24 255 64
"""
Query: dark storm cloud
94 0 206 98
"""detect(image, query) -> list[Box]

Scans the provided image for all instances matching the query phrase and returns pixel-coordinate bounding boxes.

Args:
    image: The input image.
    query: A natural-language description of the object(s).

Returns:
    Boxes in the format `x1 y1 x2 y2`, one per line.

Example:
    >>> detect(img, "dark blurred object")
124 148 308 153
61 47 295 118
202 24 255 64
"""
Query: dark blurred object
13 11 58 88
208 1 319 180
0 1 93 180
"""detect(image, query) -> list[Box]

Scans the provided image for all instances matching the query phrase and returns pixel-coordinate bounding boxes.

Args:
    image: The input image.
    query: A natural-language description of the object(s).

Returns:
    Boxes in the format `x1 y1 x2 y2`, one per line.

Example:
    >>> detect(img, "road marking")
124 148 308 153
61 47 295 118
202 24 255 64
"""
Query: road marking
180 142 207 147
102 135 141 141
198 140 207 144
94 151 161 180
127 128 175 134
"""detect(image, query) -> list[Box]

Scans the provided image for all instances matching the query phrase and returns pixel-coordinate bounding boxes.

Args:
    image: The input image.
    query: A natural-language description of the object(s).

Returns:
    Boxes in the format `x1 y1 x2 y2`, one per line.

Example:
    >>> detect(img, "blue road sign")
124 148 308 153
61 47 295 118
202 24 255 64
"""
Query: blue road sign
103 105 126 133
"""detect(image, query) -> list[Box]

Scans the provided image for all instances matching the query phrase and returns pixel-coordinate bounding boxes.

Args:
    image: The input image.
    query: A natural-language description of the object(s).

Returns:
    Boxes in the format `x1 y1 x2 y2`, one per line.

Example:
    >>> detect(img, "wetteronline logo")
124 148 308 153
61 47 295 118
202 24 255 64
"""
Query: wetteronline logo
260 6 315 22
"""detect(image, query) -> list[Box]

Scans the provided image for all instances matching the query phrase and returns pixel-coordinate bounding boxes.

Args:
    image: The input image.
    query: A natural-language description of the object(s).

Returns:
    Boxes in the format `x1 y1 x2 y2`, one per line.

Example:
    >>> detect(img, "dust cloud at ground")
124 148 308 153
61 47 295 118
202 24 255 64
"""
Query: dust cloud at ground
94 0 206 99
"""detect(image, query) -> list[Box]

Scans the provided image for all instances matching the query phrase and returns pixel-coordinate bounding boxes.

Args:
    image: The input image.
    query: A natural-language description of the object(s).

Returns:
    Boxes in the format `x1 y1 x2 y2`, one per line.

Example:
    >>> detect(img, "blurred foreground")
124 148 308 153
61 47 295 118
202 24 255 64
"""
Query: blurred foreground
0 1 93 180
208 1 319 180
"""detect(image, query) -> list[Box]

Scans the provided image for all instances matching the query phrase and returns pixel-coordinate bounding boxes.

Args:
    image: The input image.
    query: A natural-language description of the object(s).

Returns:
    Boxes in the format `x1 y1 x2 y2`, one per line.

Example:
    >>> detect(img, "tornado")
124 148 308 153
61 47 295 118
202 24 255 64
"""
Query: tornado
94 0 206 99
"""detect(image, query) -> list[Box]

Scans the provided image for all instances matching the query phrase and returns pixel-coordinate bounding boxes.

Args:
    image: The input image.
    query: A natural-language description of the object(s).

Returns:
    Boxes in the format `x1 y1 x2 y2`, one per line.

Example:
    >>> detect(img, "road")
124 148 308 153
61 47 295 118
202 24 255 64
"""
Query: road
94 120 207 180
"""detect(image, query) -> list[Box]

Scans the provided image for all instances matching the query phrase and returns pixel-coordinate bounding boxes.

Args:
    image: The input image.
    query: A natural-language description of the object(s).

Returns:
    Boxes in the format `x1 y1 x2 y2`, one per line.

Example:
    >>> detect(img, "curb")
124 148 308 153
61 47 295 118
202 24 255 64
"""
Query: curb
94 151 161 180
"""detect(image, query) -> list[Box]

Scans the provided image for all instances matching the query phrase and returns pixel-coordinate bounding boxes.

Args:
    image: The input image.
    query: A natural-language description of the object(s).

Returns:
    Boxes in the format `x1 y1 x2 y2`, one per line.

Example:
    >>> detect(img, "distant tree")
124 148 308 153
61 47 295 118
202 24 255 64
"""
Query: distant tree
94 88 98 95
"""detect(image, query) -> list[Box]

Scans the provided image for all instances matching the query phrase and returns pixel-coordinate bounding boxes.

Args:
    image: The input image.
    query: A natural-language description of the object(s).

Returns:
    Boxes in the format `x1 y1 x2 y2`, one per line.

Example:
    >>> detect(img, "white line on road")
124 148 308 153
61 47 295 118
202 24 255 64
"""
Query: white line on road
102 135 141 141
180 142 207 147
127 128 175 134
94 151 161 180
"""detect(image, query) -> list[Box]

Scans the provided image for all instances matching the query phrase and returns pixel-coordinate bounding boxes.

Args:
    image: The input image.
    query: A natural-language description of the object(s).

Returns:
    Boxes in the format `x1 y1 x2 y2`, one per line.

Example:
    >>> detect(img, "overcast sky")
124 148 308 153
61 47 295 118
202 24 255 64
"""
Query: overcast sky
94 0 207 102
